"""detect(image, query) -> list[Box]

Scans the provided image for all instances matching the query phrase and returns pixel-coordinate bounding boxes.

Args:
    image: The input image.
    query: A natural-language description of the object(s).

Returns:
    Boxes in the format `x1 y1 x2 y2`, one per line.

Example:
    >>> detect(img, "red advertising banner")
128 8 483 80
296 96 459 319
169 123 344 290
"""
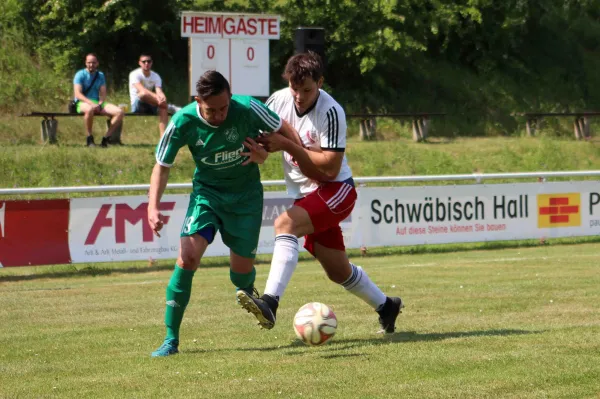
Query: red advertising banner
0 200 71 267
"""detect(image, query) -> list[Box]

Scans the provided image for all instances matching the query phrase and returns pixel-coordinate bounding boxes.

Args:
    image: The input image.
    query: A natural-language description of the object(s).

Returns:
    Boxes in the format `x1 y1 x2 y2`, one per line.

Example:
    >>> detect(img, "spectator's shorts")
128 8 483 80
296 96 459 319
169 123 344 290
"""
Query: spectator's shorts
76 99 105 113
132 98 158 115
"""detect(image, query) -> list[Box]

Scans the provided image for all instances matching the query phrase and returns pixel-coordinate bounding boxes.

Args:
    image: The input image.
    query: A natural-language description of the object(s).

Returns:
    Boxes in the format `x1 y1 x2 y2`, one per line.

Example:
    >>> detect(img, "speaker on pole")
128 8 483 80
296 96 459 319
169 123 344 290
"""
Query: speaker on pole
294 27 325 65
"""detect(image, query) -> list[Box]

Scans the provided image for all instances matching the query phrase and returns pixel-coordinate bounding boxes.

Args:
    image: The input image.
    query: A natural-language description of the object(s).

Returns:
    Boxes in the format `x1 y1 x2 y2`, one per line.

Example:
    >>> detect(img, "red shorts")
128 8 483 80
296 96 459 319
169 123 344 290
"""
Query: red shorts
294 180 357 256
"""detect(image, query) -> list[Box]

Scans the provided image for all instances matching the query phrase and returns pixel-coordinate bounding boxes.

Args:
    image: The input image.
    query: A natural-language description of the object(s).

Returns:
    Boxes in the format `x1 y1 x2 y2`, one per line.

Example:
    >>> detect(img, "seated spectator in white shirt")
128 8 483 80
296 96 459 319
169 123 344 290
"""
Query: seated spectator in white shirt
129 53 180 135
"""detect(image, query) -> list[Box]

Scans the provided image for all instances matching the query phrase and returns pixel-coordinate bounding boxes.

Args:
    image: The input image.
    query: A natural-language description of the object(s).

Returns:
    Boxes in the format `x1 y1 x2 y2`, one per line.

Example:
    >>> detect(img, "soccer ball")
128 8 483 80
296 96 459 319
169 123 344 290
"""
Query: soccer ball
293 302 337 346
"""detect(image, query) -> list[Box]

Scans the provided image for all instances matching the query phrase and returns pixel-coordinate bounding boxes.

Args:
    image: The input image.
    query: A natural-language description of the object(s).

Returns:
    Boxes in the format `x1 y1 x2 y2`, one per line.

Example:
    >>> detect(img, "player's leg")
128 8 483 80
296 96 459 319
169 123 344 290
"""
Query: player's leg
77 102 96 146
229 251 257 296
215 186 263 301
152 195 219 357
312 236 404 334
237 204 314 329
265 205 313 298
152 233 209 358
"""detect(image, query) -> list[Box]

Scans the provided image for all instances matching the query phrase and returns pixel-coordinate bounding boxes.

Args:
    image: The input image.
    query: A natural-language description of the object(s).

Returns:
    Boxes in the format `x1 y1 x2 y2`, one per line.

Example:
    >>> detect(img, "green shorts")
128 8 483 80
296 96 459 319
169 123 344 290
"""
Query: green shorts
180 185 263 259
76 99 105 113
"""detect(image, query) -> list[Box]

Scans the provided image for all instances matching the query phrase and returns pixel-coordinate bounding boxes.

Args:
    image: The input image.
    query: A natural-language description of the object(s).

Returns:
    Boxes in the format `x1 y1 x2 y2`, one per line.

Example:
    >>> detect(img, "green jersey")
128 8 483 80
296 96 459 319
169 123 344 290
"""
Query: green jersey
155 95 282 194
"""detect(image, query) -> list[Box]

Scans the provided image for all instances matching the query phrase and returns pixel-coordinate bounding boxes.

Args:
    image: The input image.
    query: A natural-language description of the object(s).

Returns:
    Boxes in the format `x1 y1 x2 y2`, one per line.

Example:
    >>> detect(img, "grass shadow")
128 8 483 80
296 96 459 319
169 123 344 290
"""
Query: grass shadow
235 328 541 355
178 328 542 357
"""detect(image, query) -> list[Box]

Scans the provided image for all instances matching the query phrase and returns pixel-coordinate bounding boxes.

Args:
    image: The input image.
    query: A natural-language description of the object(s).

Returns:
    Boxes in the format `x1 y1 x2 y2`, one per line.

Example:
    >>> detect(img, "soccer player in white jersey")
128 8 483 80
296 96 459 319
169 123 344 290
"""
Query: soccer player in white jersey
237 52 404 333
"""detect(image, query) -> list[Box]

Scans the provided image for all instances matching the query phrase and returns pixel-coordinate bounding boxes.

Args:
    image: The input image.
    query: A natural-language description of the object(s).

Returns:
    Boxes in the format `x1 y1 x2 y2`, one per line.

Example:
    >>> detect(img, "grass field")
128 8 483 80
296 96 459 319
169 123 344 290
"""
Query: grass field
1 243 599 398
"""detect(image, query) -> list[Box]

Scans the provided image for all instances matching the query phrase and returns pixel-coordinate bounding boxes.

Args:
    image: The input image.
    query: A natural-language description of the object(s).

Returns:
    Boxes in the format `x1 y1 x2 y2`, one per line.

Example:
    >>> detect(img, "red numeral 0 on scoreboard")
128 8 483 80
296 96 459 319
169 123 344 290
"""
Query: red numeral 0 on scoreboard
247 47 255 62
206 45 215 60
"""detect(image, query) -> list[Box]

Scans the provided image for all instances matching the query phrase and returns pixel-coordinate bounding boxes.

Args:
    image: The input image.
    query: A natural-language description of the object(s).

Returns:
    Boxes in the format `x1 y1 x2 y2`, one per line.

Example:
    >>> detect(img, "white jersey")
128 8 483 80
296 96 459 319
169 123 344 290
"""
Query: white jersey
267 88 352 198
129 68 162 105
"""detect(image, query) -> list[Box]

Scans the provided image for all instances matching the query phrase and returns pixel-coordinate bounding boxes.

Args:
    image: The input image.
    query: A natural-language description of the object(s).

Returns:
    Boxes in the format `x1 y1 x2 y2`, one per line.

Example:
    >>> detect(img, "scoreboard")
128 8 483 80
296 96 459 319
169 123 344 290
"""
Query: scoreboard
181 12 280 97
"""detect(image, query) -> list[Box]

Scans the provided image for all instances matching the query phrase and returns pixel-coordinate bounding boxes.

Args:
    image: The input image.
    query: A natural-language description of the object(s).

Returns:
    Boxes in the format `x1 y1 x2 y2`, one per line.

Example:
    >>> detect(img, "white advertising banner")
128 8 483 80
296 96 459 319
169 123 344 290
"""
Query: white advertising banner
66 181 600 264
70 195 191 263
355 181 600 247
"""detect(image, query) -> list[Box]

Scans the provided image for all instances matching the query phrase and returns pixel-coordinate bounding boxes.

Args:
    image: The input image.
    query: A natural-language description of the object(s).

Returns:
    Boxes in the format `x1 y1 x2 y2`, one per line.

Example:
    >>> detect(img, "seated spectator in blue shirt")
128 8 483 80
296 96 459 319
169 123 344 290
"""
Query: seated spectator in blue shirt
73 53 124 147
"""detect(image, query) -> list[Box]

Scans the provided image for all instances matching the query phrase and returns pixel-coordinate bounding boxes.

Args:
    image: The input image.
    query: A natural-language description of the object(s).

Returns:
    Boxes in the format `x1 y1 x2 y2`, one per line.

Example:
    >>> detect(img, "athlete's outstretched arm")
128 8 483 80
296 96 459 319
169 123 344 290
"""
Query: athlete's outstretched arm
275 119 304 148
148 163 171 237
259 132 342 181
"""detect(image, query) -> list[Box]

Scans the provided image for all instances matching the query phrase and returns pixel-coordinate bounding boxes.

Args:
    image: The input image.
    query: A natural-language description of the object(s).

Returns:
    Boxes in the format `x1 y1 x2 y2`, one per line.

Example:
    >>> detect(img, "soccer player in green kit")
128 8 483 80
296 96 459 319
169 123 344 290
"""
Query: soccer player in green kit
148 70 301 357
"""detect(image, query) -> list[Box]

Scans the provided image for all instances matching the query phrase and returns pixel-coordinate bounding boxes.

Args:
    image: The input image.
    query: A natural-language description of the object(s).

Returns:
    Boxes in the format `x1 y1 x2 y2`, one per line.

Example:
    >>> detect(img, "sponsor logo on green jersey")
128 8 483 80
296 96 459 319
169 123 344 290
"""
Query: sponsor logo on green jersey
201 145 245 167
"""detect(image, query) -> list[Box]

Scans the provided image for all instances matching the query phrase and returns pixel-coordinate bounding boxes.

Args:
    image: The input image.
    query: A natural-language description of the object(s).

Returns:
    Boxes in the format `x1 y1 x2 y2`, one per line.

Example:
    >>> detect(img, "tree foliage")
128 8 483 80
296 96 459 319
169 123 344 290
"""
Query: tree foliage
5 0 600 135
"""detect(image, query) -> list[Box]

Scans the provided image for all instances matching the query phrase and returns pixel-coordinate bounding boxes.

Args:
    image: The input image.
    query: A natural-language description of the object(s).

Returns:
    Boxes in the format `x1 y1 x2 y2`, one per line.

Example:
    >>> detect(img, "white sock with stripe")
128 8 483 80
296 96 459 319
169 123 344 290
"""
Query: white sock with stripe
264 234 299 301
341 263 387 310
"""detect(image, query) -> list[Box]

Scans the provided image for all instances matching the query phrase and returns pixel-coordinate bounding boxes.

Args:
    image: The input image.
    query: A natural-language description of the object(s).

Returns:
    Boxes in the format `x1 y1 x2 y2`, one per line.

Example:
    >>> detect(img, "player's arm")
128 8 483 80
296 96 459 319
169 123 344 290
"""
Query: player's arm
241 137 268 165
275 119 304 148
149 121 184 236
278 138 343 181
148 163 170 237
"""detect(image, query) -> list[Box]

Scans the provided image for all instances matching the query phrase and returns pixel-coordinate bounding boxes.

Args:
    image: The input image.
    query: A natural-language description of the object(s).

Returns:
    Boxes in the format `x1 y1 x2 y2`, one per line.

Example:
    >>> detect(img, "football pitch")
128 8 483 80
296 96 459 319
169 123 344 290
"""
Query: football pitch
1 243 599 398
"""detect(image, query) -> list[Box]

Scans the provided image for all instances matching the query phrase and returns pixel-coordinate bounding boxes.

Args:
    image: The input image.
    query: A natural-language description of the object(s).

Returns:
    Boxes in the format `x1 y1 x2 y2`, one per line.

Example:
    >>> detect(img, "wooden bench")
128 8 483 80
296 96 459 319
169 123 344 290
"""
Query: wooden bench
20 111 156 144
514 112 600 140
346 113 446 142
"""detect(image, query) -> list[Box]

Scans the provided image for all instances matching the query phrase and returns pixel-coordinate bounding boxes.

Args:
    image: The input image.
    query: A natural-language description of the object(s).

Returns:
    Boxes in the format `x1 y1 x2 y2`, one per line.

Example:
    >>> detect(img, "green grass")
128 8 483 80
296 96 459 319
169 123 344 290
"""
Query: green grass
1 243 599 398
1 121 599 199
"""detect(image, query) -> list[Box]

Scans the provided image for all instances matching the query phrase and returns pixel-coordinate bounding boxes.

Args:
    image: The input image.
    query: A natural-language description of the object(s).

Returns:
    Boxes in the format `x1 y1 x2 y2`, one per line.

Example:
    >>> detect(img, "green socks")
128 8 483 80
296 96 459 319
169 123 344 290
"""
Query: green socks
230 267 256 293
162 266 255 341
164 266 195 341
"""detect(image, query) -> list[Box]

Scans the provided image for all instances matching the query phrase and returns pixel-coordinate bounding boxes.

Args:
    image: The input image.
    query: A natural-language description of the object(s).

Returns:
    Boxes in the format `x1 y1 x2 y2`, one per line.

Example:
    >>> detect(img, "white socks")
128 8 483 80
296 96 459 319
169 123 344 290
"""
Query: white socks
264 236 386 310
264 234 299 301
341 263 387 310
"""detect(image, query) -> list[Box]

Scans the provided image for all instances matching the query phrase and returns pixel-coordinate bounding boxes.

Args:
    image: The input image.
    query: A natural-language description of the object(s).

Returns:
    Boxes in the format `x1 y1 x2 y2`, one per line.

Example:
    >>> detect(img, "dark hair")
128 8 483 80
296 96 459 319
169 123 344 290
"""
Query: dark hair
139 53 152 60
85 53 98 60
196 70 231 99
283 51 324 85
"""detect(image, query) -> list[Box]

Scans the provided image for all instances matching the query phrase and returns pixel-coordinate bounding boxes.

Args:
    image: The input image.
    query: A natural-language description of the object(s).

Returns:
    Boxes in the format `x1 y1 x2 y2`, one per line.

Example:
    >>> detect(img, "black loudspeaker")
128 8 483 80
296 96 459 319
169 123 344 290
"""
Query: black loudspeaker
294 27 325 64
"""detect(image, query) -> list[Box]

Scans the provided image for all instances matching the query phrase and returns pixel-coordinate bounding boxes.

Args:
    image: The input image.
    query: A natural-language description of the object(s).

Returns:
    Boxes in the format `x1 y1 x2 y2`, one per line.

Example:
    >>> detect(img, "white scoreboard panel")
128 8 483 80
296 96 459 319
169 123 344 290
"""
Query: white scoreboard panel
182 12 280 97
189 38 269 97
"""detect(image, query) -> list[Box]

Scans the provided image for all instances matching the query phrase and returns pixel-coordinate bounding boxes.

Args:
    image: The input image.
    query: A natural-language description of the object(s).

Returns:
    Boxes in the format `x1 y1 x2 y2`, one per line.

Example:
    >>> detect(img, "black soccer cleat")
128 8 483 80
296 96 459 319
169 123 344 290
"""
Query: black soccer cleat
377 296 404 334
100 136 109 148
237 291 276 330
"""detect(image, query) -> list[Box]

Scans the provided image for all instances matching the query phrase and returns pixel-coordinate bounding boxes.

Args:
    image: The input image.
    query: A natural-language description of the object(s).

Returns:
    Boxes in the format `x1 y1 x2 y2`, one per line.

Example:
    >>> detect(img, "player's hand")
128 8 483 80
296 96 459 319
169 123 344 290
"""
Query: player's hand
241 137 268 165
256 132 288 153
148 208 165 237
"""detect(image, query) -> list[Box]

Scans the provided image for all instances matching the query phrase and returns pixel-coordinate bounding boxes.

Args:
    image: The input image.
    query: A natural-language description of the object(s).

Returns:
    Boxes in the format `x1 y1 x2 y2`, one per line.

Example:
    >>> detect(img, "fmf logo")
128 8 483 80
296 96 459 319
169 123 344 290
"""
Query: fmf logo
85 202 176 245
0 202 5 238
537 193 580 228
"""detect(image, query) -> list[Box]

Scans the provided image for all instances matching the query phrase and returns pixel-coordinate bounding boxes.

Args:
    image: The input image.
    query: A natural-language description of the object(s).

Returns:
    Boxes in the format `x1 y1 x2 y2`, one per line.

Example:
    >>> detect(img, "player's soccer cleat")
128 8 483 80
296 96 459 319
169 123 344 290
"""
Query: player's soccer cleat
236 286 260 304
151 338 179 357
100 136 109 148
377 296 404 334
237 291 276 330
86 135 96 147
